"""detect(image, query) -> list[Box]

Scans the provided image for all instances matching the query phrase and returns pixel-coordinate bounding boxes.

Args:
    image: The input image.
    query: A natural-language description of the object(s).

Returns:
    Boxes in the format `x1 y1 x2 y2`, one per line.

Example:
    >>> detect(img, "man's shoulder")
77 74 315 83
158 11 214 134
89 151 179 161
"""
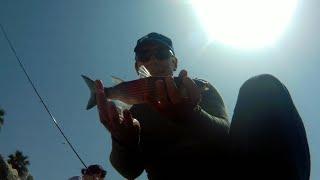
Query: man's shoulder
193 78 214 90
193 78 210 85
193 78 223 98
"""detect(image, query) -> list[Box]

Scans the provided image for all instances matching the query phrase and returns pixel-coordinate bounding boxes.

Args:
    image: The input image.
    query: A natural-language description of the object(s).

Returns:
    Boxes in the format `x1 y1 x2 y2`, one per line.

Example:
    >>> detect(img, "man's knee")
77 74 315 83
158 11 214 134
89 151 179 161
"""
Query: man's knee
239 74 286 96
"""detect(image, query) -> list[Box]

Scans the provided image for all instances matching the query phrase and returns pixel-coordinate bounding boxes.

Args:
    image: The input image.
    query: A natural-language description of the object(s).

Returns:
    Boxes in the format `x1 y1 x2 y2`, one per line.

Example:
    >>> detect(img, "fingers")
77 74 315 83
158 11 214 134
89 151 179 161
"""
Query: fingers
182 76 201 104
164 76 181 104
95 80 140 145
95 80 109 126
155 75 186 106
179 69 188 79
95 80 120 133
179 69 200 104
155 79 169 107
152 70 199 112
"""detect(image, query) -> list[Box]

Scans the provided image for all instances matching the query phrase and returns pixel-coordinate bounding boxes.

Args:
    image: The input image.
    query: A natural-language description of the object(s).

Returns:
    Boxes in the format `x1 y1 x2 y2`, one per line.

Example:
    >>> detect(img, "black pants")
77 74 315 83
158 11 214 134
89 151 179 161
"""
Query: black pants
229 74 310 180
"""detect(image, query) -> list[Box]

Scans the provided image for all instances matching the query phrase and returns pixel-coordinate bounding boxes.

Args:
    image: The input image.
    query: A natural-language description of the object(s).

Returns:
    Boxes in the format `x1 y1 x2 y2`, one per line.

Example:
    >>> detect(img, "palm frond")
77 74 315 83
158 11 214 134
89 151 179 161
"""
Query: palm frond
7 150 31 176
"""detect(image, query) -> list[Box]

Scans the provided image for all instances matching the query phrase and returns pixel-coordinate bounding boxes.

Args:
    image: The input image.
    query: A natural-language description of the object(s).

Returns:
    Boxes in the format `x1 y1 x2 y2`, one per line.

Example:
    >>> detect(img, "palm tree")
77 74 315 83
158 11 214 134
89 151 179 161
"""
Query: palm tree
7 151 30 177
0 108 4 130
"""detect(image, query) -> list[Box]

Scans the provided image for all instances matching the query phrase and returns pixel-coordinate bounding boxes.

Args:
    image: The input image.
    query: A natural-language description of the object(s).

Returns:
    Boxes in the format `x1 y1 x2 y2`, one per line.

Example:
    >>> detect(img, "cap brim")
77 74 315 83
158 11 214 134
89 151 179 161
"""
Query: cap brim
134 38 173 53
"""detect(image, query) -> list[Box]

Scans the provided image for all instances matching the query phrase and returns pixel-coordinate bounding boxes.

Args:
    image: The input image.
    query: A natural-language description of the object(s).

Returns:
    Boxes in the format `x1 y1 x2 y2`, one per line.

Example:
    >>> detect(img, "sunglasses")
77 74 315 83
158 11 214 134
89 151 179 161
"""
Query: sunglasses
135 49 174 62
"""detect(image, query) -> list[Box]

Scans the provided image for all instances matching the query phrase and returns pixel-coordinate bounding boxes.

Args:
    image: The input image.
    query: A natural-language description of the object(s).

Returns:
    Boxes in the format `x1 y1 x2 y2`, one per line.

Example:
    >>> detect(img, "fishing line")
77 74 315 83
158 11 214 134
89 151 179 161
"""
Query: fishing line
0 23 87 168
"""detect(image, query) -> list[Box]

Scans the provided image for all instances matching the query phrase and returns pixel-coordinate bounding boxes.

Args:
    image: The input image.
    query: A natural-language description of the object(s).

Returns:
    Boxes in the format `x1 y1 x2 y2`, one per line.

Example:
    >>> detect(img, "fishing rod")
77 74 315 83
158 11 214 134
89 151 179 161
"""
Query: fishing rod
0 23 87 169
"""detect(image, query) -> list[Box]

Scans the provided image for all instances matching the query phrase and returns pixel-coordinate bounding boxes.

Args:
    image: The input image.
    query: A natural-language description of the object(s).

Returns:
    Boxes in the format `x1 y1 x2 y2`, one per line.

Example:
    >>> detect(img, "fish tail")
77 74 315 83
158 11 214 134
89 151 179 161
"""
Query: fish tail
81 75 97 110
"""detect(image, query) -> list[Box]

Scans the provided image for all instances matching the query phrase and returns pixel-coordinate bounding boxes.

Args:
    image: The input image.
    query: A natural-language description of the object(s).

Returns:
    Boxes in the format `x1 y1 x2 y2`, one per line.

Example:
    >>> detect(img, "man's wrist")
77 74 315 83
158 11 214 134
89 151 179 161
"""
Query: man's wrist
167 102 200 120
111 135 140 151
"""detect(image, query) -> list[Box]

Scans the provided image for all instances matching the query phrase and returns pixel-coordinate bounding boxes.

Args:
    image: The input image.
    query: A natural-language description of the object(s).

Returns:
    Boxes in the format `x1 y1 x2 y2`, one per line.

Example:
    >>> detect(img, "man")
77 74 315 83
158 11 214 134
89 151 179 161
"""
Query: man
81 164 106 180
95 32 310 180
69 164 106 180
95 32 230 179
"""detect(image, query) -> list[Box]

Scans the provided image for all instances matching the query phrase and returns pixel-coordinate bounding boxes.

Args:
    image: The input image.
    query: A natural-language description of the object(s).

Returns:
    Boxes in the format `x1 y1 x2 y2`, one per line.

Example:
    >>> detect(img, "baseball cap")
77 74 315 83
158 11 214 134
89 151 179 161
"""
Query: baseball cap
81 164 106 177
134 32 174 54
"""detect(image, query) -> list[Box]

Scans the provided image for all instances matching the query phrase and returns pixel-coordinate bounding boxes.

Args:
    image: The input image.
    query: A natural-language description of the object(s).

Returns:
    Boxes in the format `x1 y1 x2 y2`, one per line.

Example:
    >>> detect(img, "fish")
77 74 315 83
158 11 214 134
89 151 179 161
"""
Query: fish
82 75 184 110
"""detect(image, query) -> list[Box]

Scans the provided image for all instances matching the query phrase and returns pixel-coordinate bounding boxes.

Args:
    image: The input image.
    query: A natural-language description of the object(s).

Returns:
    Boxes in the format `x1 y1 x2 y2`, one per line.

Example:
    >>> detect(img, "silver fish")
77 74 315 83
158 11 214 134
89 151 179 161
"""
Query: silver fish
82 75 182 110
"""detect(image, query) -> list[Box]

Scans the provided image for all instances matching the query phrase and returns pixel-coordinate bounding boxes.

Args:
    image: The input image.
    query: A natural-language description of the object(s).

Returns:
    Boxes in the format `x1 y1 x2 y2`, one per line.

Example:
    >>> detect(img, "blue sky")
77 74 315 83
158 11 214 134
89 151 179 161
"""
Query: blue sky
0 1 319 179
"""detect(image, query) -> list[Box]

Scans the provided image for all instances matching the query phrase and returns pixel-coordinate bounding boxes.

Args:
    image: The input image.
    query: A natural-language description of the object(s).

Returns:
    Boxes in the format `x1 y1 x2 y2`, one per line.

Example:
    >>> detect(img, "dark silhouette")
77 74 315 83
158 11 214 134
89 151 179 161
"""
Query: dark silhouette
229 74 310 180
81 164 107 180
0 108 4 130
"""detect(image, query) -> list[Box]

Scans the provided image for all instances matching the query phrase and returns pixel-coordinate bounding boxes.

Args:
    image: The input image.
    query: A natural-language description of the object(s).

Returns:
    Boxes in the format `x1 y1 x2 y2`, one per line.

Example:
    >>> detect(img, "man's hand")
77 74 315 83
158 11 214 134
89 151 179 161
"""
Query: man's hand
153 69 201 115
95 80 140 147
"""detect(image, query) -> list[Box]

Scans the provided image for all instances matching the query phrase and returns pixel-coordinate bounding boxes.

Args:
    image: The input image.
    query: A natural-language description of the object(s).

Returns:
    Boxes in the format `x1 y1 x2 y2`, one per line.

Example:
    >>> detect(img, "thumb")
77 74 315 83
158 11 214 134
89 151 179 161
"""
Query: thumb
179 69 188 79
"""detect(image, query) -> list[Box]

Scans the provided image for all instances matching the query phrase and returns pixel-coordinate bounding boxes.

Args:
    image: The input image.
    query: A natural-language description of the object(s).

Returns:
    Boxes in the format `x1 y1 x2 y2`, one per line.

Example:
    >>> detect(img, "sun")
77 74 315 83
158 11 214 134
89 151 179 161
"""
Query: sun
190 0 298 49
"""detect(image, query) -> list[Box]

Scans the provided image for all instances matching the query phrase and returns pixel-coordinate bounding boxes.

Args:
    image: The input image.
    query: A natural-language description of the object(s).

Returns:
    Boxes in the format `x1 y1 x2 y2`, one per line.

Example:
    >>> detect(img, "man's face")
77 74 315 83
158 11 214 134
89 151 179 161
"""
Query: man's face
135 42 177 77
82 174 104 180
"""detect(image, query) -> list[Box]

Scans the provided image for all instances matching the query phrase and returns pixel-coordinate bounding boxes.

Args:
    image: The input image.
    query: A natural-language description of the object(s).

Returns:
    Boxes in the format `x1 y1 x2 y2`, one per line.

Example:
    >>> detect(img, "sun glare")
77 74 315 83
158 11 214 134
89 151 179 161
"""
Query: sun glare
191 0 298 49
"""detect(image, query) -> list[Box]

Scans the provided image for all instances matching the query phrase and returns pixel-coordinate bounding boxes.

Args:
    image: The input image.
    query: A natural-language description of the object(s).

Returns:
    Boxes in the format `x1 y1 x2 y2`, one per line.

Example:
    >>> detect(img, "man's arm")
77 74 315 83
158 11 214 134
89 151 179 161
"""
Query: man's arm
156 75 229 136
180 79 230 137
95 80 144 179
109 137 144 179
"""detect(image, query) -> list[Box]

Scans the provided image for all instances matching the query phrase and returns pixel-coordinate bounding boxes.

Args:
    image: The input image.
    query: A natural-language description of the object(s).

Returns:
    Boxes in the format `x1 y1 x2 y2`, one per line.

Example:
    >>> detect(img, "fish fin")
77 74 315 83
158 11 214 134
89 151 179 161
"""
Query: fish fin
138 65 151 78
81 75 97 110
110 75 125 85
